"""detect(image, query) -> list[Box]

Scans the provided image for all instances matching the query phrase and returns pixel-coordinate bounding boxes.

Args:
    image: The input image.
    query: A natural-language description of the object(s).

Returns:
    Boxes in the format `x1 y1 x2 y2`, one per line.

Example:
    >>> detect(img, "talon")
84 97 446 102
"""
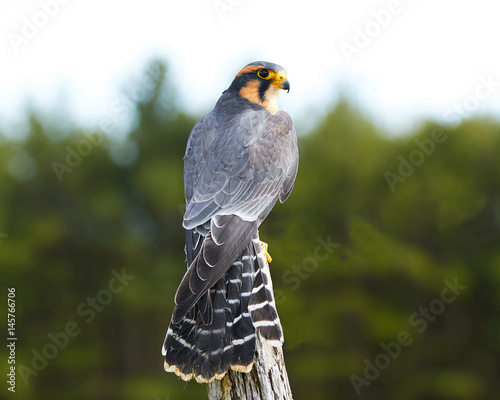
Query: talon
260 241 272 263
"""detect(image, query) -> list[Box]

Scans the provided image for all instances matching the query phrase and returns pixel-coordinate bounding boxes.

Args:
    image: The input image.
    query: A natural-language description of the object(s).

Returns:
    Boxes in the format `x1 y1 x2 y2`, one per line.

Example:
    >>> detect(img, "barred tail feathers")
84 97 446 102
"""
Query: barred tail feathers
163 280 231 382
226 247 256 372
249 239 283 345
162 237 282 382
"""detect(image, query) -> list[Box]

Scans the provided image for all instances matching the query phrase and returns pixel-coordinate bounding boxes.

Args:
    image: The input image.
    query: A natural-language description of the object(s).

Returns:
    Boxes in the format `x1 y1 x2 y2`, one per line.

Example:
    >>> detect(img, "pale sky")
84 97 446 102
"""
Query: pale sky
1 0 499 138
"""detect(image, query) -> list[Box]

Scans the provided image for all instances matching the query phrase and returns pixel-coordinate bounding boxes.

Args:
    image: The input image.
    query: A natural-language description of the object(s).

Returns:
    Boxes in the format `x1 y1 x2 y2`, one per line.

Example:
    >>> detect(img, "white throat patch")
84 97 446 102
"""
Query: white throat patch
264 88 281 115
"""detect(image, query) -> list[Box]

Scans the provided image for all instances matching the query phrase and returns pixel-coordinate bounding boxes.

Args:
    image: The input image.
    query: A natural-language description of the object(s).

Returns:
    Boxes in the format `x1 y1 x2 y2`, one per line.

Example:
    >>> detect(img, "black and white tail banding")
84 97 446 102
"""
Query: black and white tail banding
162 236 283 383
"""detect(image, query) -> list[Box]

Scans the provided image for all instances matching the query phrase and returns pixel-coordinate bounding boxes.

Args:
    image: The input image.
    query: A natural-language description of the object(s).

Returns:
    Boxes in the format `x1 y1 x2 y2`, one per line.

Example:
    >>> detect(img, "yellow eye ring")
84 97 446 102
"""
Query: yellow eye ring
257 69 272 80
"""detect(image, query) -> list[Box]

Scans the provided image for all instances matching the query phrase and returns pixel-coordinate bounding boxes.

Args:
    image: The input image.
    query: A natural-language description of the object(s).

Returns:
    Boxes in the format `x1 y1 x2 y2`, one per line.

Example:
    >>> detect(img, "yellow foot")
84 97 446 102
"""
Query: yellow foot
260 241 272 263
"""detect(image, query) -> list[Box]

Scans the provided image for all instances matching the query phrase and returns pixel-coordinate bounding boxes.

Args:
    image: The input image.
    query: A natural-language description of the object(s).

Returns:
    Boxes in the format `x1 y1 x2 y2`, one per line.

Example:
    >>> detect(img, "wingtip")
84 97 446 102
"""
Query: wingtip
171 303 189 324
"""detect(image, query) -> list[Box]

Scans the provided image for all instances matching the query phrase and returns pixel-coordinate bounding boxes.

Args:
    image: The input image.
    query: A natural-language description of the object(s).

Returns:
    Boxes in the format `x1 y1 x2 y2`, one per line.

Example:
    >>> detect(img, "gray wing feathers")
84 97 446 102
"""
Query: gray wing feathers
173 216 258 322
184 115 219 204
279 124 299 203
175 106 298 321
183 110 298 229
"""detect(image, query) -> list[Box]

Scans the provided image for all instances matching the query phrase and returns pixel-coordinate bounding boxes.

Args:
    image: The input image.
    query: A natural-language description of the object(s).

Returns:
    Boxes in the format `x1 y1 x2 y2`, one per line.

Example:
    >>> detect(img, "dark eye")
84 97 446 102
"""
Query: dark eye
257 69 270 79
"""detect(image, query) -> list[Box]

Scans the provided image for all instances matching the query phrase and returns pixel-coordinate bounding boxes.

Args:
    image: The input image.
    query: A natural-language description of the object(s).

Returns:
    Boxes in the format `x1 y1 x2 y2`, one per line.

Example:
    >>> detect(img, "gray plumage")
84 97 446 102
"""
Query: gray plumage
162 61 298 382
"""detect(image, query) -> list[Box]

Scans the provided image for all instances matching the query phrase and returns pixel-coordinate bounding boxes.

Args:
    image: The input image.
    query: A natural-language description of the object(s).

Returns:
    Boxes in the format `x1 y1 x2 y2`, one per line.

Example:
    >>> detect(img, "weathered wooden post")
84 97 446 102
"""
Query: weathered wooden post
207 333 293 400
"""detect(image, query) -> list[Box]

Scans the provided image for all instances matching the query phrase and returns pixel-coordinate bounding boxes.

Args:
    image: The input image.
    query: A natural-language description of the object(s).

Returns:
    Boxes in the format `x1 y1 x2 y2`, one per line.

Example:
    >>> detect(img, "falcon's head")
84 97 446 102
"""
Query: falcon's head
226 61 290 115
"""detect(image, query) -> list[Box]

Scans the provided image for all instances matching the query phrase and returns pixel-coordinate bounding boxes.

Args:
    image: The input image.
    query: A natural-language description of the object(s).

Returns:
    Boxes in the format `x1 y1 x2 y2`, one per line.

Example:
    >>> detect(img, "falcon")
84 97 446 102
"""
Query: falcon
162 61 299 383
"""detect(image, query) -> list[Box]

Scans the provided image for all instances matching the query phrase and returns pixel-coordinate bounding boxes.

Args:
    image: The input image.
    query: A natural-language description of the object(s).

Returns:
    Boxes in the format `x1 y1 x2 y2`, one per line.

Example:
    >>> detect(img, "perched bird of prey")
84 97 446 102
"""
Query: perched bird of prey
162 61 299 383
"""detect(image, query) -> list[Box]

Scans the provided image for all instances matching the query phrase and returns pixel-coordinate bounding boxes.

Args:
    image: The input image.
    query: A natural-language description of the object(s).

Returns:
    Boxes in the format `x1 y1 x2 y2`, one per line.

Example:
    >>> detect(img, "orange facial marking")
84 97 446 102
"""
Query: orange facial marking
239 80 280 115
236 65 265 77
239 80 261 104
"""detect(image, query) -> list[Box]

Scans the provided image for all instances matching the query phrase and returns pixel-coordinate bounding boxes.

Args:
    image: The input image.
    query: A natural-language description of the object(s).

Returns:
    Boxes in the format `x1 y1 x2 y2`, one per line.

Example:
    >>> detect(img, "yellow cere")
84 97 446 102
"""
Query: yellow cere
271 71 287 89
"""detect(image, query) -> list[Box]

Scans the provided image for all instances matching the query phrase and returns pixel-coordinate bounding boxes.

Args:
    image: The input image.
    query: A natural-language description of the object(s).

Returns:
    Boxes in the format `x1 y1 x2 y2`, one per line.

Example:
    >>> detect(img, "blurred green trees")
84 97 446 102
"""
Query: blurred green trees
1 61 499 400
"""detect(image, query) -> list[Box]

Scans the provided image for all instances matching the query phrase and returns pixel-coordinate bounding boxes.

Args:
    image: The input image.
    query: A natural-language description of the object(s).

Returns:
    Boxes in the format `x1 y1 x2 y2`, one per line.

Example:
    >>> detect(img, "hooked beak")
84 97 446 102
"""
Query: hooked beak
281 79 290 93
272 71 290 93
